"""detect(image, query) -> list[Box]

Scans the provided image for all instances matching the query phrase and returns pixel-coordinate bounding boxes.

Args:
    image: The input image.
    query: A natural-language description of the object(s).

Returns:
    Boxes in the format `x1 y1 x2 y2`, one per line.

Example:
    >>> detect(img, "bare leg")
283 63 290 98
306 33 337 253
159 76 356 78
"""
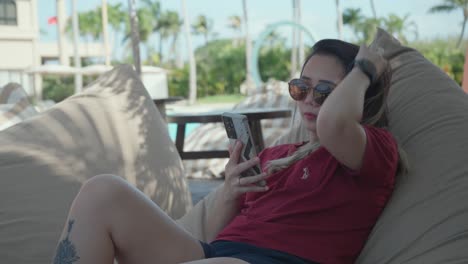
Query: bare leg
52 174 205 264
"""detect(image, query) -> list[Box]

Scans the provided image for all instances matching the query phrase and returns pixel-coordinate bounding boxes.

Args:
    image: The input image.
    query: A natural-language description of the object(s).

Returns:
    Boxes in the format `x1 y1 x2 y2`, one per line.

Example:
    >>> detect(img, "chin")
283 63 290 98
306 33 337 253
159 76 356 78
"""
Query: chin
303 120 317 133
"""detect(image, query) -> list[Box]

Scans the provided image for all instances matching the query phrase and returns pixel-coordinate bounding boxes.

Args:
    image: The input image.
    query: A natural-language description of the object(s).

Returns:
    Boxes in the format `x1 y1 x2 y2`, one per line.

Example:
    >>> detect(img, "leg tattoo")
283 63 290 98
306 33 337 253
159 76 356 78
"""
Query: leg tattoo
53 220 80 264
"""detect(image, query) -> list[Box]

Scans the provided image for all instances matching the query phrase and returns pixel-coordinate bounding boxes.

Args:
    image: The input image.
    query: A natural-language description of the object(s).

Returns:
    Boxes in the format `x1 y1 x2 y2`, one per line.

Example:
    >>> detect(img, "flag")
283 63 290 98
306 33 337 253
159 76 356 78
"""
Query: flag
48 16 57 25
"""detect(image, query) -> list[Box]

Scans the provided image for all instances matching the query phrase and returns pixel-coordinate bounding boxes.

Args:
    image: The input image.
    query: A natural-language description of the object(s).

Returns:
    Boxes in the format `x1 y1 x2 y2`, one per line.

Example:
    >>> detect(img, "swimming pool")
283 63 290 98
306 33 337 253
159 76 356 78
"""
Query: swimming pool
167 123 200 141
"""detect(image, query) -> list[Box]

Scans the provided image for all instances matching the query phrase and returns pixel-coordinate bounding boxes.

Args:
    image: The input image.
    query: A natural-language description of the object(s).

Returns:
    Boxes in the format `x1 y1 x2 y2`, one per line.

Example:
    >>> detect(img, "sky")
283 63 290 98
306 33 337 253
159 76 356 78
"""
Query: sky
38 0 461 60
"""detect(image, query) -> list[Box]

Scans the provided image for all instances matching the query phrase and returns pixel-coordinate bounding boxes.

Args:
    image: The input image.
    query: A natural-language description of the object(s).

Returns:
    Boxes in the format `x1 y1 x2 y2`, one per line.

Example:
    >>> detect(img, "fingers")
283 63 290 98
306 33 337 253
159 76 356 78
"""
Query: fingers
228 141 233 155
238 185 269 193
232 157 260 176
238 172 268 186
227 140 243 166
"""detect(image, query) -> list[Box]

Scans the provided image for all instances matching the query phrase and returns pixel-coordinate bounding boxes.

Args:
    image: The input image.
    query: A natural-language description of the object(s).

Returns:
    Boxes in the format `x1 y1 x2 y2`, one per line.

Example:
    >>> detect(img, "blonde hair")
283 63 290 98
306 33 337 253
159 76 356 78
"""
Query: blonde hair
266 106 322 174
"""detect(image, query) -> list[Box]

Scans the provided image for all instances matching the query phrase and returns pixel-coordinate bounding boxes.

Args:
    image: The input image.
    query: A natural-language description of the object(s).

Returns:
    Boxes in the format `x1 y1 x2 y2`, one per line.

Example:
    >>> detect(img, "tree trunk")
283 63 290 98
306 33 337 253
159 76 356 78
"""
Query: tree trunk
297 0 304 68
370 0 377 19
159 34 163 64
290 0 298 78
243 0 255 94
457 6 468 48
146 44 152 65
71 0 82 94
56 0 69 66
336 0 343 40
174 35 184 69
102 0 111 66
457 17 467 48
170 35 177 63
182 0 197 104
127 0 141 76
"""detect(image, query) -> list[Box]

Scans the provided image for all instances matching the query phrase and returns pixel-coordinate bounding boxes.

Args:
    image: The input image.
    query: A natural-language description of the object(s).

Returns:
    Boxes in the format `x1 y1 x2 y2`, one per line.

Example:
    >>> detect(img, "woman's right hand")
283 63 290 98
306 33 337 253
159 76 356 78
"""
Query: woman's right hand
355 44 389 81
222 140 269 205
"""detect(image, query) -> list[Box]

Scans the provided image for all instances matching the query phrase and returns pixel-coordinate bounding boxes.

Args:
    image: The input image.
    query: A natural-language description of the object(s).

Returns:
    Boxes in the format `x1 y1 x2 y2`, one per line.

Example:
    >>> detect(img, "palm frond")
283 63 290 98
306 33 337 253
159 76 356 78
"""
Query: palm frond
428 4 457 13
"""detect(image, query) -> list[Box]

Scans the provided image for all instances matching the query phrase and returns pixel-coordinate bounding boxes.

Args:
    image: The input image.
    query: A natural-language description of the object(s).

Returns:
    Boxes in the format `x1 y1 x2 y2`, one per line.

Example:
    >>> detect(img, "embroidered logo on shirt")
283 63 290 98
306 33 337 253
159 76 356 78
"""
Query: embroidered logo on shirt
301 167 309 180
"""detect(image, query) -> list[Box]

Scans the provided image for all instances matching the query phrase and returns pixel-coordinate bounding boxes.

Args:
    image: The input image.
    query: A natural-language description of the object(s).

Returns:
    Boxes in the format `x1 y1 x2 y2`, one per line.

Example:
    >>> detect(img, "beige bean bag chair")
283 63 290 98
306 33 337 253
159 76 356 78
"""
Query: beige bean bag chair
0 65 192 263
178 29 468 263
0 82 38 130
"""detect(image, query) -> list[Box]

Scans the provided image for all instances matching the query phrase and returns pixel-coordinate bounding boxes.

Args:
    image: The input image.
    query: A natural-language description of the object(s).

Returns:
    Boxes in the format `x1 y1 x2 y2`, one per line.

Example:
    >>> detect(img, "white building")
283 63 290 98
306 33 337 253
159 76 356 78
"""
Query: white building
0 0 39 95
0 0 112 97
0 0 169 100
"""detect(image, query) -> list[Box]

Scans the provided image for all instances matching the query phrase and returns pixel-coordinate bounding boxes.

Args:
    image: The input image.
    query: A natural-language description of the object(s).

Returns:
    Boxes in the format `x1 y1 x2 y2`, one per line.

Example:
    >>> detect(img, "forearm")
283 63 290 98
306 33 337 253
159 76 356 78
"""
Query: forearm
317 67 370 136
205 183 240 242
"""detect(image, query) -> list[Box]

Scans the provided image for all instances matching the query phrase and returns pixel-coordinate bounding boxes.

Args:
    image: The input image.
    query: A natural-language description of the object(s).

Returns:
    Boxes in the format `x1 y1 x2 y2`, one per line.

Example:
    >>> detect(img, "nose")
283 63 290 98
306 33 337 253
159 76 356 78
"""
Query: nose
303 89 319 107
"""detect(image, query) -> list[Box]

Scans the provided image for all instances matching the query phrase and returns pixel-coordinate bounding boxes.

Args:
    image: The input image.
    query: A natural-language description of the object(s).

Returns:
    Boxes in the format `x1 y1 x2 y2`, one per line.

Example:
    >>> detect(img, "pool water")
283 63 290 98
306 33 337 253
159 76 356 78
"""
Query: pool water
167 123 200 141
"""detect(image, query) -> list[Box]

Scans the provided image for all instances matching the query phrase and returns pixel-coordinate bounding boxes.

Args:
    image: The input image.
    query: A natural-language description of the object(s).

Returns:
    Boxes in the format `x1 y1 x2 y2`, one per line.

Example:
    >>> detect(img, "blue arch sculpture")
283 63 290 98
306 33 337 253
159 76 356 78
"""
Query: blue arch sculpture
251 21 317 87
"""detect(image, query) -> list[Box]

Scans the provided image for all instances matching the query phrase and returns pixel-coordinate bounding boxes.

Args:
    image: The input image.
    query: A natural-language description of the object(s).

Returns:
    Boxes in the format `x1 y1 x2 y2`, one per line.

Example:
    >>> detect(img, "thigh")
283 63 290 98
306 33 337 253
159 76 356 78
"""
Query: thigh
80 174 205 264
181 257 249 264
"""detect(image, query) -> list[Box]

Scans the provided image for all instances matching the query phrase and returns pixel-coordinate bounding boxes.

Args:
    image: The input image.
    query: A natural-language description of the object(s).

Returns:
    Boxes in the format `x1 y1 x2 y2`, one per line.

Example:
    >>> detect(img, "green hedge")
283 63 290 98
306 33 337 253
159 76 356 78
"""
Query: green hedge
168 39 292 98
410 39 465 85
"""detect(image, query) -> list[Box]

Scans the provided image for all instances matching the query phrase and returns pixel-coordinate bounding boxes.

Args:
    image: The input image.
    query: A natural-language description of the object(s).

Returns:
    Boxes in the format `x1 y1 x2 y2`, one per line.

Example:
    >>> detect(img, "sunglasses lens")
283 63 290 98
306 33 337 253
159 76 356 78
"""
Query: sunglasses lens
288 79 309 101
313 83 333 105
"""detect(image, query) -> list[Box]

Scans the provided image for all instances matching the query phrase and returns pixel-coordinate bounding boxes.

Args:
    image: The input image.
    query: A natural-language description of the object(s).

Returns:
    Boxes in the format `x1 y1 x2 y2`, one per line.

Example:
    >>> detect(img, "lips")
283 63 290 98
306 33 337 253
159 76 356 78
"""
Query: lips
303 112 317 120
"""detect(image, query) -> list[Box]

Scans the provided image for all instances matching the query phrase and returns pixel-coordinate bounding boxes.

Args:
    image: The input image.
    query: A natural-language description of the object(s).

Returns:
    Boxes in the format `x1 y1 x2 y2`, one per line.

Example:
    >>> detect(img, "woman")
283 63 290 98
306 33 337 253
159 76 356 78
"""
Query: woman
53 39 406 264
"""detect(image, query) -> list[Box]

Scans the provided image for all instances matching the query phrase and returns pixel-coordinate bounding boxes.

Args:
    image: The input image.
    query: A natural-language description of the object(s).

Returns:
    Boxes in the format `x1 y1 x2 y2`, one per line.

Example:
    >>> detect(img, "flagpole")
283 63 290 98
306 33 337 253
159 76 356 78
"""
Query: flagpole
56 0 69 66
71 0 82 93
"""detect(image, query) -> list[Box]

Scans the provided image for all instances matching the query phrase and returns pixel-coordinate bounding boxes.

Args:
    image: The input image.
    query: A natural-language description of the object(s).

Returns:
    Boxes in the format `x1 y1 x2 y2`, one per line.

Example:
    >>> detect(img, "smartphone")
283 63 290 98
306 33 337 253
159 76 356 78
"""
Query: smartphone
221 112 264 185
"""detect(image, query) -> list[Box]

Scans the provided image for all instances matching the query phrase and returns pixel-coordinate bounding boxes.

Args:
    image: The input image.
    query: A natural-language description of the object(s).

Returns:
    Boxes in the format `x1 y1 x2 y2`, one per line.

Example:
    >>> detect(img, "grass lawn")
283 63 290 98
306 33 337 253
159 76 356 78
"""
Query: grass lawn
196 94 245 104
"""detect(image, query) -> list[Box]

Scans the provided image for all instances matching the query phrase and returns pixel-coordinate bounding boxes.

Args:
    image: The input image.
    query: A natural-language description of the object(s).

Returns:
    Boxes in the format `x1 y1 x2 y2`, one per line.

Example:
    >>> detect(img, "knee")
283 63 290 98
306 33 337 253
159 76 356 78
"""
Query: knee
77 174 132 208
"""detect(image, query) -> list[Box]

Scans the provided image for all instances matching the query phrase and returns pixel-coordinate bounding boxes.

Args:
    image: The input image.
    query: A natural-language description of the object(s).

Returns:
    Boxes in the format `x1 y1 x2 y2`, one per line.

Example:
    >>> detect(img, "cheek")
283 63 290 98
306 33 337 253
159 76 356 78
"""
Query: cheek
297 102 306 114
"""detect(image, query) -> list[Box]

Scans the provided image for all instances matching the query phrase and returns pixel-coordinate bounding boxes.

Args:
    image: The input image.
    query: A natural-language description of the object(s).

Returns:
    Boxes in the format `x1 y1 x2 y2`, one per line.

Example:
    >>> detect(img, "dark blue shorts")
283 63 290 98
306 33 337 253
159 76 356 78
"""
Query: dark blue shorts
200 240 319 264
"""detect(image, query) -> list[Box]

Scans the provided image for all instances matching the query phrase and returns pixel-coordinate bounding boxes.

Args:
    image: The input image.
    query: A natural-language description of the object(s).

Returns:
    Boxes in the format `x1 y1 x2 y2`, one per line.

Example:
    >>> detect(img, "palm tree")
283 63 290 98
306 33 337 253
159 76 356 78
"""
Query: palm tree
127 0 141 75
141 0 160 19
370 0 377 19
192 15 212 45
297 0 304 73
122 6 154 62
290 0 298 78
242 0 254 94
66 4 125 41
157 10 182 65
56 0 69 66
343 8 380 44
264 30 285 47
140 0 161 63
428 0 468 48
227 15 242 45
71 0 82 93
181 0 197 104
383 13 418 43
102 0 110 66
336 0 344 40
228 15 242 33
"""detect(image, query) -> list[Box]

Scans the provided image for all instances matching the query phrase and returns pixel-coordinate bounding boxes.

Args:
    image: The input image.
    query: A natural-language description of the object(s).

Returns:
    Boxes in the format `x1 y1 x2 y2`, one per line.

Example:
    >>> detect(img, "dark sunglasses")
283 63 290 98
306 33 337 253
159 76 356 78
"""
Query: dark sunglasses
288 78 335 104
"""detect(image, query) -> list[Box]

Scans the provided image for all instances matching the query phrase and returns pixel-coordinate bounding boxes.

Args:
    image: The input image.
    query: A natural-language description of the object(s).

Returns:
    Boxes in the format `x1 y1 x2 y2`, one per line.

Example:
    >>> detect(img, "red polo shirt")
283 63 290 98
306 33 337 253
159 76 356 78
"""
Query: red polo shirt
215 126 399 263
